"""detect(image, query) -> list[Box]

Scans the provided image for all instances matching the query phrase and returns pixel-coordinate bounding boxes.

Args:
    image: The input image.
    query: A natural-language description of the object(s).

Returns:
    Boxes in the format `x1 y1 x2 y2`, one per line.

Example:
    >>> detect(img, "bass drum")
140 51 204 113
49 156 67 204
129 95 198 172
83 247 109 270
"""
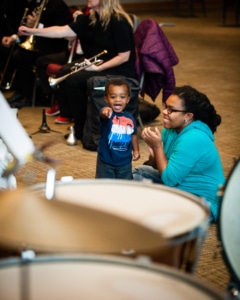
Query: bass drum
217 158 240 296
30 179 210 273
0 254 226 300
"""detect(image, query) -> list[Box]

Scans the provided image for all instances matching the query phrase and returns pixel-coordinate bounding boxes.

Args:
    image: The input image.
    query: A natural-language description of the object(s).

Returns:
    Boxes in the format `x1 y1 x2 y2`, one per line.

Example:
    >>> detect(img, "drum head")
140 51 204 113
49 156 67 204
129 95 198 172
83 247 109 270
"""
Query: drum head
30 179 209 239
0 254 225 299
218 158 240 287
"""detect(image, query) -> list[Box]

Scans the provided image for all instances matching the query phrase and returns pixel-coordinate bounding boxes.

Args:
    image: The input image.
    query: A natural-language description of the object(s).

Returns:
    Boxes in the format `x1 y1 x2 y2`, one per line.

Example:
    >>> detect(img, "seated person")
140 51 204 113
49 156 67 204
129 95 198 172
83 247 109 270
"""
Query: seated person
3 0 71 106
0 0 27 91
19 0 137 139
133 85 225 222
35 6 90 114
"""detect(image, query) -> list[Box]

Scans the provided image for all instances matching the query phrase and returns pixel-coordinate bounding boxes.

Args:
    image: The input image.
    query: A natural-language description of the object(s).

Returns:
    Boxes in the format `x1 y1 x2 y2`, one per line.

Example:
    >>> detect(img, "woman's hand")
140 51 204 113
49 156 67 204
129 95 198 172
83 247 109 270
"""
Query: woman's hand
85 51 130 72
141 127 162 149
142 127 166 173
26 11 37 28
18 26 32 36
84 58 103 71
72 10 83 20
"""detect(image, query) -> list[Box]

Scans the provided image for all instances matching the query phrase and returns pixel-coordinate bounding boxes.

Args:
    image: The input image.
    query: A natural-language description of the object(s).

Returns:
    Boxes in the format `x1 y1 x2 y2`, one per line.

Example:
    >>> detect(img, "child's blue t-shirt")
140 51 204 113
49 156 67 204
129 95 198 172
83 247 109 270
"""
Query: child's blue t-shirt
98 111 137 167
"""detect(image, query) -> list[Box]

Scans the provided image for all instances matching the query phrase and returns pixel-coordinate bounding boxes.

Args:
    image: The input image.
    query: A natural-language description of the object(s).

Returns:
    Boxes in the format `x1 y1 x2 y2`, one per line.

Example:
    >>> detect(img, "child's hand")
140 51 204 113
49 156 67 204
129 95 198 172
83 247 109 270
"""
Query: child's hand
132 151 140 161
101 107 112 119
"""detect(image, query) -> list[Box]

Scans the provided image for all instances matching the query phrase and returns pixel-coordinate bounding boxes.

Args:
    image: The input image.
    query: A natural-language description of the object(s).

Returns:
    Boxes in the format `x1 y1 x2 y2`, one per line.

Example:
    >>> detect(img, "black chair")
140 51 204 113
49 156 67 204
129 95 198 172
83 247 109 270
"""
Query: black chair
222 0 240 26
175 0 206 17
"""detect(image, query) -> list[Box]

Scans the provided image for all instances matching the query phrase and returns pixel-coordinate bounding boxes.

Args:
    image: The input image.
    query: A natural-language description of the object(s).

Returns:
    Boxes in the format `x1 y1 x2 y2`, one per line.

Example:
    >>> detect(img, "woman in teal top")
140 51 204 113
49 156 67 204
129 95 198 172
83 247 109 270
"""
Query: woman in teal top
133 85 225 221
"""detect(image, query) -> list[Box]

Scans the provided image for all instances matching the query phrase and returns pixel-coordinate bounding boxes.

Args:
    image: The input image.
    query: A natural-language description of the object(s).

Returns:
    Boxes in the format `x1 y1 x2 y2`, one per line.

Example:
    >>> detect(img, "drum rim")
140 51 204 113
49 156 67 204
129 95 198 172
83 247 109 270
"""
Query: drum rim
217 157 240 288
29 178 210 212
29 179 210 240
0 253 225 299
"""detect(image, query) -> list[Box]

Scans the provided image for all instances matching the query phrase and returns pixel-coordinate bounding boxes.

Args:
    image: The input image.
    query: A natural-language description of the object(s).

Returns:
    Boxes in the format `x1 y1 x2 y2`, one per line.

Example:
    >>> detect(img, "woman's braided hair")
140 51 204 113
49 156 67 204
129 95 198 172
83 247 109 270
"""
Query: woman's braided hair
173 85 221 133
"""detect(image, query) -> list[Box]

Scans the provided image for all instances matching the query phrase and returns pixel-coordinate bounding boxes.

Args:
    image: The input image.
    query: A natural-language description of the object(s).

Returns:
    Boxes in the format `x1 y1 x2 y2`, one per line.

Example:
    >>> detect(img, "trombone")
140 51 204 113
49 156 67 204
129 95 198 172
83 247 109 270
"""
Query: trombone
48 50 107 88
19 0 47 51
0 8 29 90
67 13 80 64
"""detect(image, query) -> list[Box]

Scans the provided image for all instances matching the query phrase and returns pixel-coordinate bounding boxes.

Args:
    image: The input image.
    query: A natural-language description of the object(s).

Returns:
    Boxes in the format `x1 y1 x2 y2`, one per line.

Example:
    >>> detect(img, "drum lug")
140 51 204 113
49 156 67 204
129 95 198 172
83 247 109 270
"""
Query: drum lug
135 255 153 266
227 282 240 299
45 168 56 200
21 250 36 262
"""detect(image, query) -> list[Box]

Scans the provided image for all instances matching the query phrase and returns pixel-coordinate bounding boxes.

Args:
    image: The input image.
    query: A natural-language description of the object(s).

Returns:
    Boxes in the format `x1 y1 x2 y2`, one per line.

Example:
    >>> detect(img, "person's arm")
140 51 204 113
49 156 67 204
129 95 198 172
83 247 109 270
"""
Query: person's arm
142 127 167 175
85 51 130 72
18 24 76 39
100 107 112 119
132 134 140 161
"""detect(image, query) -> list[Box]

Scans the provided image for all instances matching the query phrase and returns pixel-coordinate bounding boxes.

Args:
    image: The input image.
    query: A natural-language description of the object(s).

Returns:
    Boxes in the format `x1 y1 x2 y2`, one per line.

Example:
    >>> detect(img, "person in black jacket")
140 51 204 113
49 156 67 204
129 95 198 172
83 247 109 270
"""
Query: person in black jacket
2 0 71 106
0 0 27 89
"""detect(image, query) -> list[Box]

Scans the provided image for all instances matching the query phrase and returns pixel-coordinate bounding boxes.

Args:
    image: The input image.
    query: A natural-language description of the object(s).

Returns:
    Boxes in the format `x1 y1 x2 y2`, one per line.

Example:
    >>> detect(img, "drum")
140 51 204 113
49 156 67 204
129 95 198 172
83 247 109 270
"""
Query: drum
0 189 165 260
0 254 226 300
217 158 240 296
30 179 210 272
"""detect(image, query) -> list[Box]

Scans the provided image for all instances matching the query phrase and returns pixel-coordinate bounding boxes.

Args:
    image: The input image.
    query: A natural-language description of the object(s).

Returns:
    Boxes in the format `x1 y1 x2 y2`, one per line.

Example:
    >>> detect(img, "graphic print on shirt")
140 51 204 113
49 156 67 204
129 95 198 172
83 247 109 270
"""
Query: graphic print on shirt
108 115 134 151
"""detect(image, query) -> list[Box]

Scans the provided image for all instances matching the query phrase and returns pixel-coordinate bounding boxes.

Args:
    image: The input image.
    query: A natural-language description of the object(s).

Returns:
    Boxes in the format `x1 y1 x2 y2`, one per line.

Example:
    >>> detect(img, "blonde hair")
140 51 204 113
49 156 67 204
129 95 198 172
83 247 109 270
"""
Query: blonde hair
89 0 133 30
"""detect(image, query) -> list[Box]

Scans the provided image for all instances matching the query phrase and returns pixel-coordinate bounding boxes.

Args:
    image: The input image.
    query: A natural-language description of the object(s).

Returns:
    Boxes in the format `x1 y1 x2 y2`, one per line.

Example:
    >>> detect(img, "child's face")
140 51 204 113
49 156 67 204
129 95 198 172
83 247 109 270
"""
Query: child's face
105 84 130 113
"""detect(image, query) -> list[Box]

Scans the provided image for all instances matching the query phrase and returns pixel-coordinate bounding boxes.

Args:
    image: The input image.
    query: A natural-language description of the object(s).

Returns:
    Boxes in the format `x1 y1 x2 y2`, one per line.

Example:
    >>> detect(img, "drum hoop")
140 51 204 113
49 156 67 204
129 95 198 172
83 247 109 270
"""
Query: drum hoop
217 157 240 288
29 178 210 213
0 253 225 299
29 179 210 240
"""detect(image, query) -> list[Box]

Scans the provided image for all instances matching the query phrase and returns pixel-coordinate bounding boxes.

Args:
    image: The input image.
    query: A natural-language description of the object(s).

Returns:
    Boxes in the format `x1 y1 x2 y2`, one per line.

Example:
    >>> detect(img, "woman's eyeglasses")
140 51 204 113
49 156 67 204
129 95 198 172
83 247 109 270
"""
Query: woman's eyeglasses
163 105 187 115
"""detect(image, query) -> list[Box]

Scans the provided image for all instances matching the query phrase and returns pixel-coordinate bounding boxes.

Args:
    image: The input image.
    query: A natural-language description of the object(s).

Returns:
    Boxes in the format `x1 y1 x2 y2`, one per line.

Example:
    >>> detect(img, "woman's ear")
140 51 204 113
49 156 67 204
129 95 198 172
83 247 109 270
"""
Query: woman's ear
187 112 194 120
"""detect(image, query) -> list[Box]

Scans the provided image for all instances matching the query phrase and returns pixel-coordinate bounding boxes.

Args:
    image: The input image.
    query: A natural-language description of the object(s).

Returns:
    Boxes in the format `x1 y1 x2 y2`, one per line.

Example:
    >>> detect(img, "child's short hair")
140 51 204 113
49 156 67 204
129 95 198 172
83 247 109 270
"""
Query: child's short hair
105 78 131 97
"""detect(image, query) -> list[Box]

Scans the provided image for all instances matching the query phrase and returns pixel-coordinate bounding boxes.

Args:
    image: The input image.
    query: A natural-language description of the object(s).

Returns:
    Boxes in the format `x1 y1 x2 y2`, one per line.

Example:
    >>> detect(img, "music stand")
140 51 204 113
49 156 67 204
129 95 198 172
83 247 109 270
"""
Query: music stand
31 109 61 135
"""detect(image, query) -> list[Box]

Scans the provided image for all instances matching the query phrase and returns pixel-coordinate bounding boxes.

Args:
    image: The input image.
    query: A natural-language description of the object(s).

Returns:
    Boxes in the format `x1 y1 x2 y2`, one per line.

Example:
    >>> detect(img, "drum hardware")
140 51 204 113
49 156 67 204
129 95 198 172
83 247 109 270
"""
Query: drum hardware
30 108 61 136
48 50 107 88
19 0 47 52
45 168 56 200
0 92 61 180
228 283 240 299
0 8 29 90
66 126 77 146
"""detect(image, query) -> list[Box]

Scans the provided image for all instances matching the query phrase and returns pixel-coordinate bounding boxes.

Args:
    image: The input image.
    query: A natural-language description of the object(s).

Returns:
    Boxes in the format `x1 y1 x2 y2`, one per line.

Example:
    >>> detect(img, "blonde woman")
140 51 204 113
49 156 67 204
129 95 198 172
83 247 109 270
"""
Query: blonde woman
19 0 137 140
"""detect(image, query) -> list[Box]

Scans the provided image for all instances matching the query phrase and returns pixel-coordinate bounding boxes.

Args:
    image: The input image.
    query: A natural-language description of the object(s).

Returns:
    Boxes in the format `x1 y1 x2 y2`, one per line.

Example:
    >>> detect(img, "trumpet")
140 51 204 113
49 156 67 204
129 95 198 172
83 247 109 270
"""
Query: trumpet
48 50 107 88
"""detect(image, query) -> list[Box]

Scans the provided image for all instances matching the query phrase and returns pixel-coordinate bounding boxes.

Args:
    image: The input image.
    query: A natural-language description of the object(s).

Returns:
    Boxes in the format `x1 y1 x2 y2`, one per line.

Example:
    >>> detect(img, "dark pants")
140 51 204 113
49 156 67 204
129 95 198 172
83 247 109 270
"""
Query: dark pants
95 156 133 179
36 50 69 96
8 47 38 98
